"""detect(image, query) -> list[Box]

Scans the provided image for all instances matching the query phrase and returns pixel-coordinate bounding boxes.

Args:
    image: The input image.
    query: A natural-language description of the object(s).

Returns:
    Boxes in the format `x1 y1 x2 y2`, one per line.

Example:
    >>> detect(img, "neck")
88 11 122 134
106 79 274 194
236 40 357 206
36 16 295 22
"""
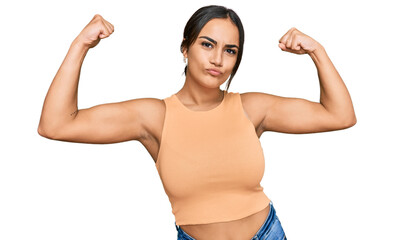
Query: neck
176 75 225 106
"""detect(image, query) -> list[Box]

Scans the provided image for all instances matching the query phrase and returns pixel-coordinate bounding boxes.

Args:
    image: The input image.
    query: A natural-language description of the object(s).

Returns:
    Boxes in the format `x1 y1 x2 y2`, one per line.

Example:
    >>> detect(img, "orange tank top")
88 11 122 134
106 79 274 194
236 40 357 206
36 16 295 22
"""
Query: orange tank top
155 91 271 225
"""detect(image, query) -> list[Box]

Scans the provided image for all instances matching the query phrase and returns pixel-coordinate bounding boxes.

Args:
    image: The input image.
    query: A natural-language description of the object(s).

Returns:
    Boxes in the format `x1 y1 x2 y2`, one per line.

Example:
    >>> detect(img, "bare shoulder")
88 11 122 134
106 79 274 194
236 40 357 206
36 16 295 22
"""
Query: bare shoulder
239 91 278 107
239 92 276 129
131 97 167 162
132 97 166 140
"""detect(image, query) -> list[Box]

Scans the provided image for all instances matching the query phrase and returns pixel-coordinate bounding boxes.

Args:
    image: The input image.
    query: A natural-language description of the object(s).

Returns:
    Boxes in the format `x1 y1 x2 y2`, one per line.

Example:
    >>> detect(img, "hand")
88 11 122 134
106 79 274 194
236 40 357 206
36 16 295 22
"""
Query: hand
75 14 114 49
278 27 321 55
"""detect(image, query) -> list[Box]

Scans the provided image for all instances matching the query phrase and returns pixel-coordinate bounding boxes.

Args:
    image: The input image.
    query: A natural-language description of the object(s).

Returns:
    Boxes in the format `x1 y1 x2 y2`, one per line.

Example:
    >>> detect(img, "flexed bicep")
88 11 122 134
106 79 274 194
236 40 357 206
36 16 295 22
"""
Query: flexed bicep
261 94 350 134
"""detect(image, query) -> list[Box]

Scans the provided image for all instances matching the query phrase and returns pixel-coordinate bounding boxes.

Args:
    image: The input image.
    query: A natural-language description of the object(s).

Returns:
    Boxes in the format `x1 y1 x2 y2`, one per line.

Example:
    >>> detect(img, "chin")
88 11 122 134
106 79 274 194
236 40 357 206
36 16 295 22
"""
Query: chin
202 80 225 89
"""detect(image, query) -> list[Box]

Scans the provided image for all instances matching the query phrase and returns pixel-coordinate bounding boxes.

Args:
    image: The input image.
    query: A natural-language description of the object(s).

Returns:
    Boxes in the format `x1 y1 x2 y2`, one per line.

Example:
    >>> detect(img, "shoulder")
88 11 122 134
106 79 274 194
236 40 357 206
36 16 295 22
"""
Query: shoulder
124 97 166 140
122 97 165 117
137 97 166 119
132 97 165 111
238 92 279 132
239 91 277 110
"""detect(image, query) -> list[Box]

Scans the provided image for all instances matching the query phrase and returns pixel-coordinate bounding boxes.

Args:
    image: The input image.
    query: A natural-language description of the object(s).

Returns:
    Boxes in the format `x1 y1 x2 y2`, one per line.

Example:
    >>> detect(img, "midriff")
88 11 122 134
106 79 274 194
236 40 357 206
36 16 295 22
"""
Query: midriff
179 203 271 240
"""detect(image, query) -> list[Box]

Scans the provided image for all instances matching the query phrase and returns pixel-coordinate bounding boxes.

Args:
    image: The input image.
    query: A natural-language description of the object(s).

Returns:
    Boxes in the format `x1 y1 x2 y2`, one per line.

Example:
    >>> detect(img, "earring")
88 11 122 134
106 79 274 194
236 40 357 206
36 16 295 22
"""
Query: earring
184 57 188 65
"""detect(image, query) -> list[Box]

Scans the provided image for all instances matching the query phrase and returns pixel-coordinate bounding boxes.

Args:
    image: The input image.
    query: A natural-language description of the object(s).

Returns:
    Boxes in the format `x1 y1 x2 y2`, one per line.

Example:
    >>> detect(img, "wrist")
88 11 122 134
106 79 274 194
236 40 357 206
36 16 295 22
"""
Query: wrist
308 42 324 55
71 36 90 52
308 43 326 65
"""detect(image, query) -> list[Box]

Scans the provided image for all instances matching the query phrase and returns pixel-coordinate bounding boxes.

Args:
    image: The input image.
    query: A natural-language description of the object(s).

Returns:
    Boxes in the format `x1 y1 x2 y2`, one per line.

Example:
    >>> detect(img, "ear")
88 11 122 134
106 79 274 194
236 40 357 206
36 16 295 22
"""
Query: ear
182 38 188 59
182 50 188 59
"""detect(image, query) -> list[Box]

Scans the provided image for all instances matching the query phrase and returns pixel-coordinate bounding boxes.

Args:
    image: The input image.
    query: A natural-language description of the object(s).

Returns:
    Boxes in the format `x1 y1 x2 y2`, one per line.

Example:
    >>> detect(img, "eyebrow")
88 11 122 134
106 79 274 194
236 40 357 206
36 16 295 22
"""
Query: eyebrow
199 36 239 49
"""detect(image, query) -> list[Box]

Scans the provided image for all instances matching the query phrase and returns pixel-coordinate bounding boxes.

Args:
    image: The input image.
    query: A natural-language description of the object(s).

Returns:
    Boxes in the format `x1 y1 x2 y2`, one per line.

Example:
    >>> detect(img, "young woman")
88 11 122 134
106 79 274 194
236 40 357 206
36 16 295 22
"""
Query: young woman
38 5 356 240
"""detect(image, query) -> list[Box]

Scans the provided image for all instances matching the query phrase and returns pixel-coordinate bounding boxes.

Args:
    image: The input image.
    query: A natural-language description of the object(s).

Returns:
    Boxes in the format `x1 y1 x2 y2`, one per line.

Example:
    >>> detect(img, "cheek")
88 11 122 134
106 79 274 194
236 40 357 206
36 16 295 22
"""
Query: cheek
225 58 237 72
189 52 208 70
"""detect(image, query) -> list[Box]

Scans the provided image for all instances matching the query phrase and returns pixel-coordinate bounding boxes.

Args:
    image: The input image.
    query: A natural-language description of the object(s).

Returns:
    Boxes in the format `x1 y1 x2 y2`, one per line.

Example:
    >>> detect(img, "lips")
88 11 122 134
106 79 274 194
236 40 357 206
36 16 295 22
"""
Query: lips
206 68 222 76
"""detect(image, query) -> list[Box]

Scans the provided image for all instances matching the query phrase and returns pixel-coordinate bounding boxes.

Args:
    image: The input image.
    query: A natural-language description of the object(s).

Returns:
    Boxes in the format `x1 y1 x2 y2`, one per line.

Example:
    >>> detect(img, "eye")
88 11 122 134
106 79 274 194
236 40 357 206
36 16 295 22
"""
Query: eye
226 49 237 55
202 41 213 48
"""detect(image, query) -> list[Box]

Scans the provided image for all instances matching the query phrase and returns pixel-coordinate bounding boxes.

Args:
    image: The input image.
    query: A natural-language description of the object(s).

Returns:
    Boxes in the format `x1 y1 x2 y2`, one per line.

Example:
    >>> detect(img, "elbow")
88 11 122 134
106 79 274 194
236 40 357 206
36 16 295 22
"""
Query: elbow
342 115 357 129
37 125 45 137
37 125 57 139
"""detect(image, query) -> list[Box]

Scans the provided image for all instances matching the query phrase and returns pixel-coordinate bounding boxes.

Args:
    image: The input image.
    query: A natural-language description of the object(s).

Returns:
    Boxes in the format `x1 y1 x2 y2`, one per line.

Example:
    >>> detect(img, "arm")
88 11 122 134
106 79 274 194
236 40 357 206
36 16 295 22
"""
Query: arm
37 38 89 136
37 15 152 144
37 14 148 143
38 14 114 136
244 27 356 134
309 44 356 126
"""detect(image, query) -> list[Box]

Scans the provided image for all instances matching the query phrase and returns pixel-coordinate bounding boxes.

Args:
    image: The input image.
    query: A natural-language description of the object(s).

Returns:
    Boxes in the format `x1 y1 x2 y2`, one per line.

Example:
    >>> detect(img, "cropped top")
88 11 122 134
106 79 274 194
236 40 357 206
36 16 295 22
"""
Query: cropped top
155 91 271 225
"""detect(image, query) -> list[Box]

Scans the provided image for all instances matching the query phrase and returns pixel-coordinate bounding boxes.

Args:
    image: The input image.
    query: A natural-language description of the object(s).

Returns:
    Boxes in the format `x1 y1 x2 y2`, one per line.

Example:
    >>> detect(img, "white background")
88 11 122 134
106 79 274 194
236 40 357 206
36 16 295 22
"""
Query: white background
1 0 393 239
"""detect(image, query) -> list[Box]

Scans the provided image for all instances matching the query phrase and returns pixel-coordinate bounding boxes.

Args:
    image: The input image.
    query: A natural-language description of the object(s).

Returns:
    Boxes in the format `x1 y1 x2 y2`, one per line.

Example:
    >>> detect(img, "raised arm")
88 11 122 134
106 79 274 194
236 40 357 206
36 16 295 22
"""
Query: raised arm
37 15 150 143
243 27 356 134
37 34 89 136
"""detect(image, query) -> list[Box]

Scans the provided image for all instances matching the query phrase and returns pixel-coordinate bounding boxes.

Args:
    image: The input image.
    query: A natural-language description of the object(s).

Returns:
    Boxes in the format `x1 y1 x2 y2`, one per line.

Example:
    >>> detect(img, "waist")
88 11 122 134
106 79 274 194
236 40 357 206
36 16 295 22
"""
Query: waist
178 203 271 240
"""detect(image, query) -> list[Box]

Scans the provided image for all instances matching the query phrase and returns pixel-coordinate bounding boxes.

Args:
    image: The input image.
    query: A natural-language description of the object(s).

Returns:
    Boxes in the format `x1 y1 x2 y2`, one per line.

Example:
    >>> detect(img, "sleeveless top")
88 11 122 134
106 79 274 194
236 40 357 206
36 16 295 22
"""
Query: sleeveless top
155 91 271 225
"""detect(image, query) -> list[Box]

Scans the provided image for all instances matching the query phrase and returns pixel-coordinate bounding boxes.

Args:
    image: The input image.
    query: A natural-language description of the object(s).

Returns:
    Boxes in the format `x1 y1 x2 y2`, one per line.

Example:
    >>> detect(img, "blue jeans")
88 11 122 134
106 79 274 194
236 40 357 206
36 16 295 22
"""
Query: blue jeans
175 201 287 240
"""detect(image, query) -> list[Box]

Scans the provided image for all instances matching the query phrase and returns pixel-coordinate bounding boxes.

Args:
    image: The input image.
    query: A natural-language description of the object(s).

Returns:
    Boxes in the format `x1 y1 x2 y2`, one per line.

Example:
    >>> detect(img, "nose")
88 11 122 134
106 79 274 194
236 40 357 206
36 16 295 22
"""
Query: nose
210 48 223 67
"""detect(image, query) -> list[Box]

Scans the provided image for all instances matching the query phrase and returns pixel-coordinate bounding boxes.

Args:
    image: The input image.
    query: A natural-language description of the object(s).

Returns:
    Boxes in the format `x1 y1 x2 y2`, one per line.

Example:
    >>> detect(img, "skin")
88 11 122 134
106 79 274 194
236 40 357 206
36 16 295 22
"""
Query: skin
176 18 239 108
38 14 356 240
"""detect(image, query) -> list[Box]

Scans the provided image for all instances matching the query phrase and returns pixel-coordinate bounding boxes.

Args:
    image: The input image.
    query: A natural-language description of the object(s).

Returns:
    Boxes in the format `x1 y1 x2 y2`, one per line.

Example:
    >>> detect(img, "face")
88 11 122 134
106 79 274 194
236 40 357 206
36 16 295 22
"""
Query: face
183 18 239 88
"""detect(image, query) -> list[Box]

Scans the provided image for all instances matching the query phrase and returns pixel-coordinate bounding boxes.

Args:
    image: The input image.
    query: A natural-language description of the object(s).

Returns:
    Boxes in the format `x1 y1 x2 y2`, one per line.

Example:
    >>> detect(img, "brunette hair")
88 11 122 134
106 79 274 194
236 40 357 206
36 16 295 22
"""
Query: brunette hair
180 5 244 92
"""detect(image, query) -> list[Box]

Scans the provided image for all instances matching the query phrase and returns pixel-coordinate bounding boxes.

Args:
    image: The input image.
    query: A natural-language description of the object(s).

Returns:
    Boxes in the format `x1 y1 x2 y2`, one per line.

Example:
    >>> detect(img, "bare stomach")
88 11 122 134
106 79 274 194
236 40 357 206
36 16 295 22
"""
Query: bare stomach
179 204 271 240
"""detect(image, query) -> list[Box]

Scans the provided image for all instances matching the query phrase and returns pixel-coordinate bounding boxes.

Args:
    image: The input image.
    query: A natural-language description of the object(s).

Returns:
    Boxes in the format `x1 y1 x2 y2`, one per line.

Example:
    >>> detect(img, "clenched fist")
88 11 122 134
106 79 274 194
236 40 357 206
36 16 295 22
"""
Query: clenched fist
75 14 114 49
278 27 321 55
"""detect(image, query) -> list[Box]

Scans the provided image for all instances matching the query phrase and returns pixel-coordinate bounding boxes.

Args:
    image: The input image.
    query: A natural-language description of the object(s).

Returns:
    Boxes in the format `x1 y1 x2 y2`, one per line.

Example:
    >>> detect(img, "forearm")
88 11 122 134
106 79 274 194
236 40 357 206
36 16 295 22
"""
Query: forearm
38 37 89 133
309 44 357 125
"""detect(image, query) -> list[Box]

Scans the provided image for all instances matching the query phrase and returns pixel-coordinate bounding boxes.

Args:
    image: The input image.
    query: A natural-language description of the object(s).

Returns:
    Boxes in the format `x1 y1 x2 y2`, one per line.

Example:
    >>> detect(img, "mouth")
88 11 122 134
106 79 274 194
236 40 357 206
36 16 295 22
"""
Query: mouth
206 68 222 76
